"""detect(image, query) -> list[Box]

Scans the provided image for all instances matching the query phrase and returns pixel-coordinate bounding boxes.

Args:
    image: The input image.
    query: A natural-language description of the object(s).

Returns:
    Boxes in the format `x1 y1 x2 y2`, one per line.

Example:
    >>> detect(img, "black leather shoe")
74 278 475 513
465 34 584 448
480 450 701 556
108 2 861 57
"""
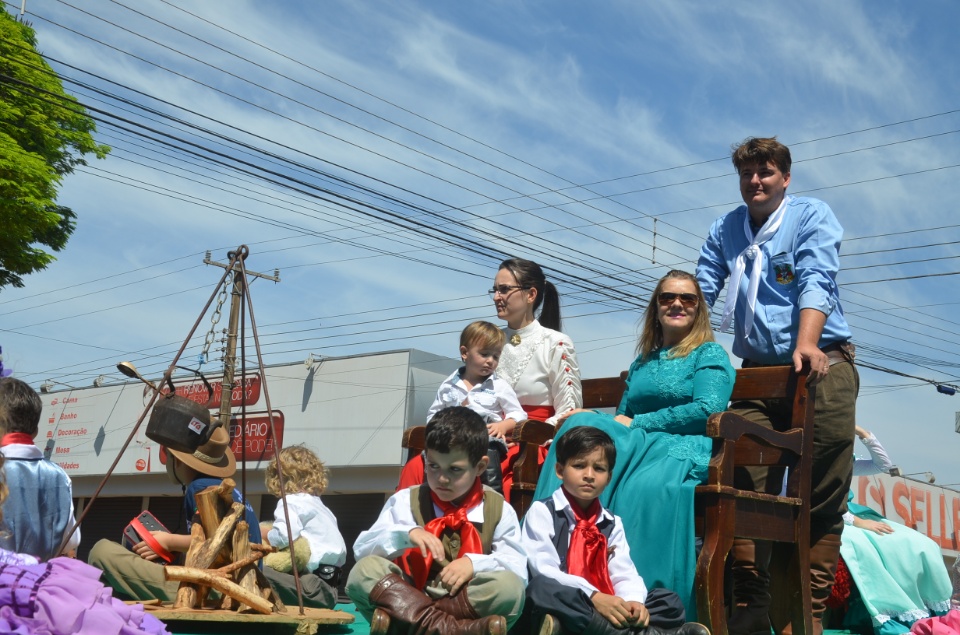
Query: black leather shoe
641 623 711 635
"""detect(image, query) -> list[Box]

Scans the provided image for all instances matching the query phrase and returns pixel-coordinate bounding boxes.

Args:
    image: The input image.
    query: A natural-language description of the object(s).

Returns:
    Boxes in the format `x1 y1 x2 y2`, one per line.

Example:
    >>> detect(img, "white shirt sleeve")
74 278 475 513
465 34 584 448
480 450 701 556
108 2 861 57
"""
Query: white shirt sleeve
268 497 305 550
63 496 80 554
852 433 895 476
545 334 582 424
494 378 527 422
353 490 419 561
606 515 648 603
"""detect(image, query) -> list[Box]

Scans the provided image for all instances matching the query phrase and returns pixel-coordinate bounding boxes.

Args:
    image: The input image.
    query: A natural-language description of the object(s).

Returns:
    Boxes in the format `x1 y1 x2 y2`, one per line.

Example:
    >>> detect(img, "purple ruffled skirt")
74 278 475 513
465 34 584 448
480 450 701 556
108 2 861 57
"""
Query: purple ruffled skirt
0 556 169 635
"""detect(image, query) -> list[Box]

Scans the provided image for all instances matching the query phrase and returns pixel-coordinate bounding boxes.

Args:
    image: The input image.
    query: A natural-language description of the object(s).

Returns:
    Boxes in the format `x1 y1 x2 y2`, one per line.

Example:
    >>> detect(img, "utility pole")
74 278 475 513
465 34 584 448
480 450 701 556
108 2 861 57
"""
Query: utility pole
203 250 280 429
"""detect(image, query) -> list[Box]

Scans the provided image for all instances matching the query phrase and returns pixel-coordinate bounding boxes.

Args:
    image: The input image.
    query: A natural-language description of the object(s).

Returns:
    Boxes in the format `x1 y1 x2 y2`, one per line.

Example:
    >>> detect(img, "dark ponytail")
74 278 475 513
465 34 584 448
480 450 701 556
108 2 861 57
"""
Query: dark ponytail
498 258 562 332
539 281 561 332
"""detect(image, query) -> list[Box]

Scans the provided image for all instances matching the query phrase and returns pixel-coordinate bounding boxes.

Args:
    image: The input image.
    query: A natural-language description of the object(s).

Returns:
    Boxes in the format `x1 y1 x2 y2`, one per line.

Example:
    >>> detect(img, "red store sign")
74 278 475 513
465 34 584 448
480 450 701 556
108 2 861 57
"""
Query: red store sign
228 411 284 462
162 374 262 409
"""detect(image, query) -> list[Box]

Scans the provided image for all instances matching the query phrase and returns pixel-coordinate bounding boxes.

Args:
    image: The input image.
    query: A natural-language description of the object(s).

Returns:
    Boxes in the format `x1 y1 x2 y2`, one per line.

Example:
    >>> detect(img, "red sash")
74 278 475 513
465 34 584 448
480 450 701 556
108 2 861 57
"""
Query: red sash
522 405 555 422
562 489 615 595
396 479 484 590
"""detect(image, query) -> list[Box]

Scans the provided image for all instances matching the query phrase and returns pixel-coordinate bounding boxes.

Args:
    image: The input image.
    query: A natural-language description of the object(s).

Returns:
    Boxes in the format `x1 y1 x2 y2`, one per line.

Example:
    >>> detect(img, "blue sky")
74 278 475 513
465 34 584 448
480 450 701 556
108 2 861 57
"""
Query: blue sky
3 0 960 484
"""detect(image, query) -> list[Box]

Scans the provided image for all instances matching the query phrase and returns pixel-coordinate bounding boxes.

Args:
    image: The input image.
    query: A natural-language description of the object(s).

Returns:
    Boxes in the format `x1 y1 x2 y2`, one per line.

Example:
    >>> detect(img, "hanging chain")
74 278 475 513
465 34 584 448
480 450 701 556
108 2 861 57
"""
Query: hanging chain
200 271 232 366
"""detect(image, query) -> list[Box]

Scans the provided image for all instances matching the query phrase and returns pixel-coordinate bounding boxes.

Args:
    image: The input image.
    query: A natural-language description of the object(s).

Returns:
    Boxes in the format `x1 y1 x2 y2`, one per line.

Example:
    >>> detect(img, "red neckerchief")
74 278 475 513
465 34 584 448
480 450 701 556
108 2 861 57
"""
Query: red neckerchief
562 488 615 595
1 433 35 447
397 478 485 590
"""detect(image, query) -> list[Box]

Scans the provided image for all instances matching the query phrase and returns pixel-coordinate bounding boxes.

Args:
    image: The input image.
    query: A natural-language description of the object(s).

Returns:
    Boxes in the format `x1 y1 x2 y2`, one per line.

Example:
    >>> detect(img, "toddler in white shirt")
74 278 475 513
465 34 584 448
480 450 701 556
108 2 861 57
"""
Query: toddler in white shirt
262 444 347 608
426 321 525 494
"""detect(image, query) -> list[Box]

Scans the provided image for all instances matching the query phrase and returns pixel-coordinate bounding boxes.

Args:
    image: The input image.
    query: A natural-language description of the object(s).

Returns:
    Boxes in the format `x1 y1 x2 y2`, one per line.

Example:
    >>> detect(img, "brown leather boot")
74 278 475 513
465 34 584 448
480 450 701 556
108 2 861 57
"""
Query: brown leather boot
727 539 772 635
434 589 481 619
369 573 507 635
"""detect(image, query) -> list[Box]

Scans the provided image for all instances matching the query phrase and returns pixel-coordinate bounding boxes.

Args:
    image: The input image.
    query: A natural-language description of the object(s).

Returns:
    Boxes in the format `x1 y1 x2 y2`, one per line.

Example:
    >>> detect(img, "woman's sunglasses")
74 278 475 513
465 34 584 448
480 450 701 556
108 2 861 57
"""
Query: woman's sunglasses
658 292 699 308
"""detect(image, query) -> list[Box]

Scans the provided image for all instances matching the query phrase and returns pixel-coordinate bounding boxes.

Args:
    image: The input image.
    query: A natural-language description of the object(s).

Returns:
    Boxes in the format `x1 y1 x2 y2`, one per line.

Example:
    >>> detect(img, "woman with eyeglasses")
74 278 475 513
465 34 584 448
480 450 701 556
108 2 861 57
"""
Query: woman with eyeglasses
532 269 735 621
396 258 582 498
490 258 582 500
492 258 581 429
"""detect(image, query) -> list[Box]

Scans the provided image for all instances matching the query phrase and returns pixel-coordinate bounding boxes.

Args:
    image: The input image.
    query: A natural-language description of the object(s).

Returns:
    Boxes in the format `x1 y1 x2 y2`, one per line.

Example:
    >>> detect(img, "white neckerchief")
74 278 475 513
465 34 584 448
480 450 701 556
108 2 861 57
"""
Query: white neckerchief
719 196 790 337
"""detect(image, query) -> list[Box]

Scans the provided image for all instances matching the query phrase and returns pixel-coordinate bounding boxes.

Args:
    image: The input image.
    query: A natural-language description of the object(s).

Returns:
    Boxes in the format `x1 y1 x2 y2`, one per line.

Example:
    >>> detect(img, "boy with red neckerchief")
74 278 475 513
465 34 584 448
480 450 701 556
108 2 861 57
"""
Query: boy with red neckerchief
346 407 525 635
0 377 79 561
521 426 709 635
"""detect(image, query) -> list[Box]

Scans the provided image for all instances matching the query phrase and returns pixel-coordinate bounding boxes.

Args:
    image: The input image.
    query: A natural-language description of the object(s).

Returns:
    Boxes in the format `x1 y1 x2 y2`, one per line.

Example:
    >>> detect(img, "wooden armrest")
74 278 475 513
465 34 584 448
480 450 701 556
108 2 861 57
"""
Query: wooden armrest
514 419 556 446
694 484 803 506
402 426 426 452
706 412 803 455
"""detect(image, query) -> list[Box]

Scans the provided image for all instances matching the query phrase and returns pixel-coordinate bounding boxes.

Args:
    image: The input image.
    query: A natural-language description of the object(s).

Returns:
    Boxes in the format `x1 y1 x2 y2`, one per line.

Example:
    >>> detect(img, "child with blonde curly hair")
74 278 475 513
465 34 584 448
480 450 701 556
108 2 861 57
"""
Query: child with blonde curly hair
261 444 347 608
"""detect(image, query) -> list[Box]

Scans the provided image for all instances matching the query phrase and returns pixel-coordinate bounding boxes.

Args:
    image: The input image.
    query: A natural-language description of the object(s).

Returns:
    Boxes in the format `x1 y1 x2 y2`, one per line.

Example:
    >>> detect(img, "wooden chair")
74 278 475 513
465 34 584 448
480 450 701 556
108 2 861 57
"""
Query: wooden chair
692 365 815 635
401 365 815 635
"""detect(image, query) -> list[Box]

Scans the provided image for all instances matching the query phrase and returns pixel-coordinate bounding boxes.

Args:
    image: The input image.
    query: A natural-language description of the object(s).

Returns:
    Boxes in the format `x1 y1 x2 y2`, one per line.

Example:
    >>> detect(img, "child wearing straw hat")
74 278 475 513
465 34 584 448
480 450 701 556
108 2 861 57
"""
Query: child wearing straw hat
88 426 261 602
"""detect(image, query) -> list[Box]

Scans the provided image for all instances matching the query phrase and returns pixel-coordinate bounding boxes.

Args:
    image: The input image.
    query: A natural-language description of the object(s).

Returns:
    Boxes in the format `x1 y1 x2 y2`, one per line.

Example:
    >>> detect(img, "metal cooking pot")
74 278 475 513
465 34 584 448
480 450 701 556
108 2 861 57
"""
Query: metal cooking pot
145 373 220 454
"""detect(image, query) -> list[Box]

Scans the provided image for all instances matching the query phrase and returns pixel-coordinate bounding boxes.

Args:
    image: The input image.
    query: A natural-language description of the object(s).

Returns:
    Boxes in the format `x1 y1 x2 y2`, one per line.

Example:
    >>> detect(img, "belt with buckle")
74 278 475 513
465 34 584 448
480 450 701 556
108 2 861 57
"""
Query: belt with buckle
744 341 855 368
821 341 855 366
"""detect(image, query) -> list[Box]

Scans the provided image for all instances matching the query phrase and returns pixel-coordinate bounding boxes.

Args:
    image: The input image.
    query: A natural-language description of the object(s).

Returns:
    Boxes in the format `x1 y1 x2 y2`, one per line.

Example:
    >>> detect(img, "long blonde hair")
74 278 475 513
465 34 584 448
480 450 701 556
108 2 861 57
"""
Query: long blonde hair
636 270 714 360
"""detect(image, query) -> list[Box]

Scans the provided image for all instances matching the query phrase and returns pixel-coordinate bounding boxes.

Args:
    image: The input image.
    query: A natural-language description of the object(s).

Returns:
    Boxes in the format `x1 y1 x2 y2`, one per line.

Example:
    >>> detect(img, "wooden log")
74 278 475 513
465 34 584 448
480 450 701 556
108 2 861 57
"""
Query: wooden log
231 521 260 612
216 478 235 506
192 502 245 570
217 551 266 576
173 521 207 609
164 566 273 615
195 479 234 542
251 543 277 553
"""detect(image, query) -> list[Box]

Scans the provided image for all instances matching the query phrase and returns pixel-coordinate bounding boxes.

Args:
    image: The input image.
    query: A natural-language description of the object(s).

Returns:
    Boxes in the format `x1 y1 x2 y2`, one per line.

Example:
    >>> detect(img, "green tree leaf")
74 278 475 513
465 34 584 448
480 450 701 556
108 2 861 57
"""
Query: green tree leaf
0 9 110 290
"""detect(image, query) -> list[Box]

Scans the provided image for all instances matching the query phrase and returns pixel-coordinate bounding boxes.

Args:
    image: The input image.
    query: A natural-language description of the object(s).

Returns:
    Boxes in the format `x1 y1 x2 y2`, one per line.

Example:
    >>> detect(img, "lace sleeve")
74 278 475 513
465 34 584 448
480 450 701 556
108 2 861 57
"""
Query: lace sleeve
630 343 735 434
546 334 582 423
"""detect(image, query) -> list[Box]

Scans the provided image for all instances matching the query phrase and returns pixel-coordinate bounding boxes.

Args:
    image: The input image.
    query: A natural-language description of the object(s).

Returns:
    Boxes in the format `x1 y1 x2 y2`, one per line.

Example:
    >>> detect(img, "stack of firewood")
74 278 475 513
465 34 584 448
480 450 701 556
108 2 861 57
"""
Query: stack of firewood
163 478 285 614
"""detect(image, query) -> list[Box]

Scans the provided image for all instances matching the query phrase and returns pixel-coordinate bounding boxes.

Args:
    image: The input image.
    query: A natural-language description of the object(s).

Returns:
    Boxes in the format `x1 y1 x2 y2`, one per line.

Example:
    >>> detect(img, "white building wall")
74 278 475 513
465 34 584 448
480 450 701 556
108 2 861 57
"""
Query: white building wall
41 349 459 499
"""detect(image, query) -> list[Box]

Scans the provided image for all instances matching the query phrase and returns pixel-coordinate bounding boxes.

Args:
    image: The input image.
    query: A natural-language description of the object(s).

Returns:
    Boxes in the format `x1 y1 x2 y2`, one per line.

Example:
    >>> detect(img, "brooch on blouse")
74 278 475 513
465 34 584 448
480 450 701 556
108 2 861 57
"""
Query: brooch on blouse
509 333 522 346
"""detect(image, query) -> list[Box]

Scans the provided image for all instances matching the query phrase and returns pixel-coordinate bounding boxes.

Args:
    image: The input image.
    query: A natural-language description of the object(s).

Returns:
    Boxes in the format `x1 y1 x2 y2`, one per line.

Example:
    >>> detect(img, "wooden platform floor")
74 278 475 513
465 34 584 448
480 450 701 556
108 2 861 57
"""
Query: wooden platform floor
161 603 361 635
163 604 861 635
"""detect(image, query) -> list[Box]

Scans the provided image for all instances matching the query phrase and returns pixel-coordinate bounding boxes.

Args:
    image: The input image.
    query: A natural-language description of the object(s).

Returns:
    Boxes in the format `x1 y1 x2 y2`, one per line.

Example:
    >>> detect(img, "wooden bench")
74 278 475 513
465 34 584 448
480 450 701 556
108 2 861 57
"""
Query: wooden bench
402 365 815 635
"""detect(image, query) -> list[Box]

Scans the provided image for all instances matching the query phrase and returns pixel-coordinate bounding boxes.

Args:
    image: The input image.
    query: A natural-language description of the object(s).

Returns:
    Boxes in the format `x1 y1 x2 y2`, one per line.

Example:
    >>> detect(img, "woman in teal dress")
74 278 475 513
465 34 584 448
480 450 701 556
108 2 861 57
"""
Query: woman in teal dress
842 495 952 634
532 270 735 620
838 428 953 634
